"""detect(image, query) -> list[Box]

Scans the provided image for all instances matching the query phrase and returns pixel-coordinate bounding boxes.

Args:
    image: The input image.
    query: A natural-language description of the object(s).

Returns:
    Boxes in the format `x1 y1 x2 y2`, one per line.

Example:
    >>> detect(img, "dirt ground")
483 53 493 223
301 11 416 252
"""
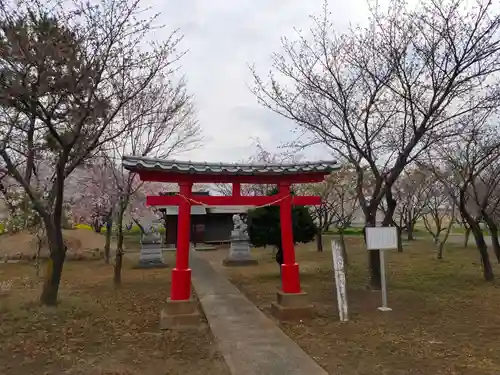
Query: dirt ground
0 229 109 259
199 237 500 375
0 253 230 375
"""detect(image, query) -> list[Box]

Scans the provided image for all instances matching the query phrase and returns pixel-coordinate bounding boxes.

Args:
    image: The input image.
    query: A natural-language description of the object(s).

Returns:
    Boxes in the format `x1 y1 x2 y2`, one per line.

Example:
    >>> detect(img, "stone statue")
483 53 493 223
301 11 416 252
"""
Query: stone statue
224 213 256 266
142 218 160 235
134 218 166 268
143 222 153 234
232 214 248 236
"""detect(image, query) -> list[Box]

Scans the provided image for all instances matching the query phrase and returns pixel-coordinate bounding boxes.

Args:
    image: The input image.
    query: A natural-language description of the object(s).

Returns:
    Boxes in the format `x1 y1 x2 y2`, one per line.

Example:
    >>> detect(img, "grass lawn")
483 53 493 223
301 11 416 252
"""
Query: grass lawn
0 253 229 375
205 236 500 375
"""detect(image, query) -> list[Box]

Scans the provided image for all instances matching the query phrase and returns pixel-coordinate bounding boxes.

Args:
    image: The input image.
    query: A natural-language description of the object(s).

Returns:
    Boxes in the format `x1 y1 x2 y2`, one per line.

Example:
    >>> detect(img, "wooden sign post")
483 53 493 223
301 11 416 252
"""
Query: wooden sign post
365 227 398 312
331 240 348 321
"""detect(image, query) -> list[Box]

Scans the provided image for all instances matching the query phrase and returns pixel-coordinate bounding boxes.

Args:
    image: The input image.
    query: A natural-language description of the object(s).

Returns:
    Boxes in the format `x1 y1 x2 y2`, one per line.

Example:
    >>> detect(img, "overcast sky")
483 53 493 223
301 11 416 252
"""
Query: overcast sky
147 0 373 163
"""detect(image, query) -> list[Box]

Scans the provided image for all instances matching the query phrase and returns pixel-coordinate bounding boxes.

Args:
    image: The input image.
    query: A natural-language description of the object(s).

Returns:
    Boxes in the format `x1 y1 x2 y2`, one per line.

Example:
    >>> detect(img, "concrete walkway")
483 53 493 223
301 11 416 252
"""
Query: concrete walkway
190 252 328 375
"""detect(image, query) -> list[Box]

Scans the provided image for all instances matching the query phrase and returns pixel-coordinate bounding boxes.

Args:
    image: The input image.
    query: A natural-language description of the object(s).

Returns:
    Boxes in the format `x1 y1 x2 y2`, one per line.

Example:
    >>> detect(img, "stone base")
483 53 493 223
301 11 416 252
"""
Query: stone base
160 298 200 330
222 258 259 267
132 261 168 269
194 246 218 252
270 291 313 321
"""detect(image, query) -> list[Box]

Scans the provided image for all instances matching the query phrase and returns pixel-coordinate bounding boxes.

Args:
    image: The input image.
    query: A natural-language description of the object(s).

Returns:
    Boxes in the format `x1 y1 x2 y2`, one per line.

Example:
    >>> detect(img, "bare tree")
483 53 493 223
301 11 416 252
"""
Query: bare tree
395 170 431 241
453 210 474 247
298 175 338 252
0 0 190 305
212 141 302 196
328 169 360 260
429 115 500 281
252 0 500 288
107 75 200 286
379 169 431 252
471 160 500 262
421 175 456 259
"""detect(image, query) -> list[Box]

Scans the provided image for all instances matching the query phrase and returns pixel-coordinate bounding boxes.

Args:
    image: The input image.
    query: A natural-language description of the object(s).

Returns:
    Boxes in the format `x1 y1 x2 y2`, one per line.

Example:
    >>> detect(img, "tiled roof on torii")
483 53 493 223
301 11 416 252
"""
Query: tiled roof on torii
122 156 340 176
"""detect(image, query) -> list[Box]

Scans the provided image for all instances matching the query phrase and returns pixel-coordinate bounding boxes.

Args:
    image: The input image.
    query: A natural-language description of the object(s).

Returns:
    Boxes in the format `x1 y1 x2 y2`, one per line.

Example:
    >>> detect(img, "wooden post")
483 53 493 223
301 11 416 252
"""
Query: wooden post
171 182 193 300
279 182 301 293
331 239 349 321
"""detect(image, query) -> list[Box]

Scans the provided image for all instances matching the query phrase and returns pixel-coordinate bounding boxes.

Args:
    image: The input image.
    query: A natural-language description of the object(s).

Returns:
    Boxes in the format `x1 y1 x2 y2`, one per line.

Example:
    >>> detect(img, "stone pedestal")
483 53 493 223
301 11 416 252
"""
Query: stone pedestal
134 233 168 269
223 231 258 266
271 291 313 321
160 298 200 329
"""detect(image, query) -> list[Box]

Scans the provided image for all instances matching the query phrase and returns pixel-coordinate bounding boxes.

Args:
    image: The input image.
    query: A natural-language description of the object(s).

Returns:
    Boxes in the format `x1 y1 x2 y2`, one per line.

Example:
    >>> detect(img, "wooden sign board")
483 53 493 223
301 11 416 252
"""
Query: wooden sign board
365 227 398 250
364 227 397 312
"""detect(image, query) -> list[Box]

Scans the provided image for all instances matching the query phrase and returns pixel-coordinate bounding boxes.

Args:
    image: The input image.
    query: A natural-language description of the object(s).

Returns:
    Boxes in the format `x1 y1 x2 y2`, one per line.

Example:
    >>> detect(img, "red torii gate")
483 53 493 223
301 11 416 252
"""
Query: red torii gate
123 156 339 326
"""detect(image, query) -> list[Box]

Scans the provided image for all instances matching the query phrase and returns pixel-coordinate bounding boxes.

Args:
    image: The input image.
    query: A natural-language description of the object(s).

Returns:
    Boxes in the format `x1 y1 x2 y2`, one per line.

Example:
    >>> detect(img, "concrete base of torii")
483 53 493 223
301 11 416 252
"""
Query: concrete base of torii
270 291 313 320
160 298 201 330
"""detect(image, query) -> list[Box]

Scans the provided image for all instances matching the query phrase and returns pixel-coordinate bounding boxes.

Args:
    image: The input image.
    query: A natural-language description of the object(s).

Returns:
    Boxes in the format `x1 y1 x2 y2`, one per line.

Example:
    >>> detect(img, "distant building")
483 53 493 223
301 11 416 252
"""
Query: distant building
349 205 385 227
157 191 251 245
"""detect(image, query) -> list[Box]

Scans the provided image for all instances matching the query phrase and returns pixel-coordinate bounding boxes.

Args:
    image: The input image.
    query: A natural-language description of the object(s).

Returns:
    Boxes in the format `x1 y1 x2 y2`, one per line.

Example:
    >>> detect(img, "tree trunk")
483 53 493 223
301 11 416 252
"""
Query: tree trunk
366 189 397 290
396 226 403 252
315 227 323 252
40 224 66 306
35 234 43 277
464 227 471 247
483 216 500 263
132 217 145 234
365 213 381 290
113 204 125 286
437 242 444 259
104 216 113 264
407 220 414 241
339 230 348 265
276 244 283 276
437 207 454 260
471 225 494 281
92 218 101 233
459 190 494 281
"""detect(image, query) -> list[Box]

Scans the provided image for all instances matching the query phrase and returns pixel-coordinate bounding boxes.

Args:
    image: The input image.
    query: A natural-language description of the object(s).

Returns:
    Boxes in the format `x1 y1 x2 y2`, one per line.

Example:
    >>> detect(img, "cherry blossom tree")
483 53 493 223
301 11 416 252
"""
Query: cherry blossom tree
0 167 51 275
125 180 169 232
71 158 119 263
106 73 201 285
0 0 190 305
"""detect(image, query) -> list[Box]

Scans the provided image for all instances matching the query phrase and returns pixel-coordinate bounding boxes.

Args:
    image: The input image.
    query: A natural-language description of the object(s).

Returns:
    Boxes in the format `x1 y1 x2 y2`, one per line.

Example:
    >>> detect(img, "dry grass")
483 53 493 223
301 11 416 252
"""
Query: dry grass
201 237 500 375
0 252 229 375
0 229 109 259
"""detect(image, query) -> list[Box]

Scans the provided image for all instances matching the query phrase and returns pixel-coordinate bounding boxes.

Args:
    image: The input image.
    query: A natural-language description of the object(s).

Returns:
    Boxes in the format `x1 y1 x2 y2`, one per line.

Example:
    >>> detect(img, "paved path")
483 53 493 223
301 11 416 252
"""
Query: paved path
190 252 328 375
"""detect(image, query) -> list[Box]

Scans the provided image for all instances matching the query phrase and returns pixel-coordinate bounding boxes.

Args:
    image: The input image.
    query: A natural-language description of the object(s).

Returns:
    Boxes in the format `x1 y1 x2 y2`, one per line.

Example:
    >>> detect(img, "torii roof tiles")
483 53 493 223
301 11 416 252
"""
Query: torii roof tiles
122 156 339 176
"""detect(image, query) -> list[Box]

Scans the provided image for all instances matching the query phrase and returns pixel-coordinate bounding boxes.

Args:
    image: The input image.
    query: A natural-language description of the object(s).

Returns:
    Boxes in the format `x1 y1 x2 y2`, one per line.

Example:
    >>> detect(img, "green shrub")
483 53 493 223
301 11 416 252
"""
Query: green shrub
248 188 316 249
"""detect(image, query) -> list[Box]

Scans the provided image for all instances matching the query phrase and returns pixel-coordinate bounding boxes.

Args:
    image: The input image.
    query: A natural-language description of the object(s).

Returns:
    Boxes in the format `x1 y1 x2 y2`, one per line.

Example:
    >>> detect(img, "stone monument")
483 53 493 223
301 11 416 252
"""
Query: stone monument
134 221 168 269
223 214 258 266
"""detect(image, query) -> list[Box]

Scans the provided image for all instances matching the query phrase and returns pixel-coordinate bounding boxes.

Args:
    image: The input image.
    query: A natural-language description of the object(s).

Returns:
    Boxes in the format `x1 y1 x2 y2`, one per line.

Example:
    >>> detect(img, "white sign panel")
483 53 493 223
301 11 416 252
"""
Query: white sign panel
365 227 398 250
331 240 348 322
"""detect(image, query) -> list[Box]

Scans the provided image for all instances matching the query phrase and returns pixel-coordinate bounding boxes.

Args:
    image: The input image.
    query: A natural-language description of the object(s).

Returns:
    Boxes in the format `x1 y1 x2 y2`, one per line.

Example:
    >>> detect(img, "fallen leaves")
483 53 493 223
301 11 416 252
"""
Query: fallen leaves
0 257 229 375
223 238 500 375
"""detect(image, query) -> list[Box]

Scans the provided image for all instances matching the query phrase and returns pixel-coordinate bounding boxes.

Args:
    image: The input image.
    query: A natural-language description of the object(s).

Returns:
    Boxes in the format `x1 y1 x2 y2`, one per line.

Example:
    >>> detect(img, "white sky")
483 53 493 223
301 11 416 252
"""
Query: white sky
145 0 374 162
